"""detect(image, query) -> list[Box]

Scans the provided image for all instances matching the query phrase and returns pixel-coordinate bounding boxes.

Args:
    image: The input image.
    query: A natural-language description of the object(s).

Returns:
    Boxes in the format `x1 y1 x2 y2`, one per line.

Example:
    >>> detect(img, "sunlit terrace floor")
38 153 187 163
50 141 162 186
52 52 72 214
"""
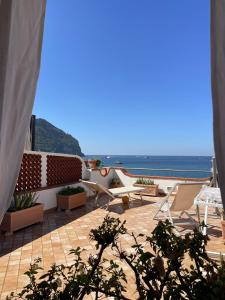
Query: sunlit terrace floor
0 194 224 299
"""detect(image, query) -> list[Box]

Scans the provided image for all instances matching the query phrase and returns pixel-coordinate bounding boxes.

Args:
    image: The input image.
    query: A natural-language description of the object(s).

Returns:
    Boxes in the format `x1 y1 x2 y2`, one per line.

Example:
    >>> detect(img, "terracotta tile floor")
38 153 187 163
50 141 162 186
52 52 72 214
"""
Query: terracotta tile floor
0 194 224 299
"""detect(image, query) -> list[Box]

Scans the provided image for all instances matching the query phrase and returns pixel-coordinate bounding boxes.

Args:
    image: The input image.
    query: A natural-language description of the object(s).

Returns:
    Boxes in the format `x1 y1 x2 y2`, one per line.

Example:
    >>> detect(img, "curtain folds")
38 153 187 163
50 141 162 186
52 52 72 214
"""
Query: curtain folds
211 0 225 209
0 0 46 221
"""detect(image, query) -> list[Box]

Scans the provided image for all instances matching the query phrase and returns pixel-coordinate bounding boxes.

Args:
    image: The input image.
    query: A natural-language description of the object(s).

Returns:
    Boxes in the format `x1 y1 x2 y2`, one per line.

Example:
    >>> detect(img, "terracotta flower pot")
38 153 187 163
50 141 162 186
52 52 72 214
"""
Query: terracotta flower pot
221 220 225 240
134 183 159 196
57 192 87 212
88 160 97 169
0 203 44 235
122 195 129 205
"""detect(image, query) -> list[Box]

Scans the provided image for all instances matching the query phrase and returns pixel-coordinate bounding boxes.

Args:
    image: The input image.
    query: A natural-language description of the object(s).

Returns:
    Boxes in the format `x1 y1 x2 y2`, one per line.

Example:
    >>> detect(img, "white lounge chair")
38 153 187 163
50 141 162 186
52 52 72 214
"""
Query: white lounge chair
80 180 145 209
153 182 205 226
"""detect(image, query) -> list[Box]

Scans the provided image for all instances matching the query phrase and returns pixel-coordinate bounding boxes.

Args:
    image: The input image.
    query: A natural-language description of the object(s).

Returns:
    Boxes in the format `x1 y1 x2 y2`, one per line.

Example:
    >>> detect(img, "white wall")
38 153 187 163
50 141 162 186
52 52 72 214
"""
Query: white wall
115 169 209 193
36 168 116 211
20 153 209 211
35 182 91 211
22 151 87 211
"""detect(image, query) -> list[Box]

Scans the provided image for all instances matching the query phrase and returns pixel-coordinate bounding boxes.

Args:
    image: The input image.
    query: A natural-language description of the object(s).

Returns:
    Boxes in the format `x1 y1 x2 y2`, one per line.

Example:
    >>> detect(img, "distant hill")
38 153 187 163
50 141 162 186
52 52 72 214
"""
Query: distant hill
35 118 84 156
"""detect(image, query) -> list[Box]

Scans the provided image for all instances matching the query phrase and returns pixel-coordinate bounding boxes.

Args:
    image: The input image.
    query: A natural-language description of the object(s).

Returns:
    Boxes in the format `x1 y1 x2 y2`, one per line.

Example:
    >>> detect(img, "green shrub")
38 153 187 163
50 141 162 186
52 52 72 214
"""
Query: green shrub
96 159 101 167
135 177 154 185
7 216 225 300
9 192 38 212
110 177 121 185
58 186 85 196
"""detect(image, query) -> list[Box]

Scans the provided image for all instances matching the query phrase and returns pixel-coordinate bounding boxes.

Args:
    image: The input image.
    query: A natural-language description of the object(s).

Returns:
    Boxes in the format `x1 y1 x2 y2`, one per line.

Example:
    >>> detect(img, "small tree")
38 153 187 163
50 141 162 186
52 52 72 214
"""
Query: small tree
7 216 225 300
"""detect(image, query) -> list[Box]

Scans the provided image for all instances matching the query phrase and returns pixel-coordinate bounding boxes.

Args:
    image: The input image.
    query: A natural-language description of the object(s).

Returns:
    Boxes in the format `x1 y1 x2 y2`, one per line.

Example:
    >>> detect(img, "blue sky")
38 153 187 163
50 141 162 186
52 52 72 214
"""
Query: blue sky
33 0 212 156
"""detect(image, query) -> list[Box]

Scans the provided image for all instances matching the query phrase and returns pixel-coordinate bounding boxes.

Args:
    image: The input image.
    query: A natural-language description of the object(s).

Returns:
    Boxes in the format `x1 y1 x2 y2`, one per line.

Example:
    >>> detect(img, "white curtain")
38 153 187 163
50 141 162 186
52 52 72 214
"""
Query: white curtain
0 0 46 221
211 0 225 208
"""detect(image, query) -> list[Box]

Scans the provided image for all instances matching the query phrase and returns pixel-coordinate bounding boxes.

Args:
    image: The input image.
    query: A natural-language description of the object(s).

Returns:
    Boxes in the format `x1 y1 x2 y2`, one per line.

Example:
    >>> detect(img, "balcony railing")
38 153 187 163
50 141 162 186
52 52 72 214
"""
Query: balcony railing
110 166 212 179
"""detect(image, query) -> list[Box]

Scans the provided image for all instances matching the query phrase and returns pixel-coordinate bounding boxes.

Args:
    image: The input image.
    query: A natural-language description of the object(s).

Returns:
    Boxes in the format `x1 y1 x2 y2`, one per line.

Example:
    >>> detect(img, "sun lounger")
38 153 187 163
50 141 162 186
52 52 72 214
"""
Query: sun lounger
80 180 145 209
153 182 205 226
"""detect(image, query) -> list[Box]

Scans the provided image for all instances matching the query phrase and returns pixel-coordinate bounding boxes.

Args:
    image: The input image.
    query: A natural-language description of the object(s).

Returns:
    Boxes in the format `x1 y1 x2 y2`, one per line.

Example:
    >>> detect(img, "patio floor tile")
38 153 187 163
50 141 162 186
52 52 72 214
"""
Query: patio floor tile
0 194 224 298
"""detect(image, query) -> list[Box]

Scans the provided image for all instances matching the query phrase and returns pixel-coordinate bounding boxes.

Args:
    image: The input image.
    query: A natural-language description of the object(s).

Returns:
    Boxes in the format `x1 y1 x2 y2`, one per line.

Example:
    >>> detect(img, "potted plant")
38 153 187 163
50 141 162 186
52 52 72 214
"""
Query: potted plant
57 186 87 212
134 178 159 196
122 195 129 205
0 192 43 235
110 177 122 188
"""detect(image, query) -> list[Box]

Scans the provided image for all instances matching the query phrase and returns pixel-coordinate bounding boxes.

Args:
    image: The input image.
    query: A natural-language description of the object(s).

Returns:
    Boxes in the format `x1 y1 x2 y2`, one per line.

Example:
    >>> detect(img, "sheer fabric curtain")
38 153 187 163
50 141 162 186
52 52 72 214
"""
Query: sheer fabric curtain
211 0 225 208
0 0 46 221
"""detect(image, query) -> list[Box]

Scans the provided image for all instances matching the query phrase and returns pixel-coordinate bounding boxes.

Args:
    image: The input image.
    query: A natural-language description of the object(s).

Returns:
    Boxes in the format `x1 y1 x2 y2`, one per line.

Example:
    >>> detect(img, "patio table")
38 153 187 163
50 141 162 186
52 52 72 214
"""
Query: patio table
194 186 222 235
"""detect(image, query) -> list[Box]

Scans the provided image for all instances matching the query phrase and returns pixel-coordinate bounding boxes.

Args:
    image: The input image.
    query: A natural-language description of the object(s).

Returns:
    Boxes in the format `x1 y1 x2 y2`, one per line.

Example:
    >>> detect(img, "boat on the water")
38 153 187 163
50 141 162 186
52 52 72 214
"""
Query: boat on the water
114 161 123 164
106 156 111 159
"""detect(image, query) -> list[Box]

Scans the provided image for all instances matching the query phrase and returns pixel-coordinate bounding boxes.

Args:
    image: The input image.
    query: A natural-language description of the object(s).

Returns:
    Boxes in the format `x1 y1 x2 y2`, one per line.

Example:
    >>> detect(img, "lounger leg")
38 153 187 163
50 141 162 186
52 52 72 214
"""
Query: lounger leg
182 211 197 224
179 211 185 218
196 205 201 224
203 203 209 235
128 193 131 207
179 210 196 222
166 204 174 225
95 192 100 207
153 199 168 220
153 207 161 220
105 195 115 210
106 197 110 210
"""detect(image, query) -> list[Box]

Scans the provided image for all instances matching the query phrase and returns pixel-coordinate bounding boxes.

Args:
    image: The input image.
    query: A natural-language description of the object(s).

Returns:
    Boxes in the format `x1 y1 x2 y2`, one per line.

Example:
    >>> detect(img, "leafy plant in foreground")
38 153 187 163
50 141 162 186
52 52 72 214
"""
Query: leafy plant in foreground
7 216 225 300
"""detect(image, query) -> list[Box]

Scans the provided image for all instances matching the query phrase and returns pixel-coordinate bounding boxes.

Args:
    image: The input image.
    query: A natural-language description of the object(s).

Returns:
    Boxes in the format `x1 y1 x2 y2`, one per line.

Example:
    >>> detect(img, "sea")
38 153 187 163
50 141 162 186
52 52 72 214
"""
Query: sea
84 155 212 179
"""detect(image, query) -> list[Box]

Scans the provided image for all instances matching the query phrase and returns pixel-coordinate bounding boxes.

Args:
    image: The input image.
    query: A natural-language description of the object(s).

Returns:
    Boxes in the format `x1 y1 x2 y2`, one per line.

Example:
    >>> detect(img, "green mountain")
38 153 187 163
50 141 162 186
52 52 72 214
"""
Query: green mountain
35 118 84 156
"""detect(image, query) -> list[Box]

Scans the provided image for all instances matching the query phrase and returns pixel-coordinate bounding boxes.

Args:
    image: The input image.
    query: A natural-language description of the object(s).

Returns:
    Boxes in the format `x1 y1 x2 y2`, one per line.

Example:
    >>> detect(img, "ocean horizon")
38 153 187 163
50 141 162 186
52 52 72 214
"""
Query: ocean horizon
85 155 212 178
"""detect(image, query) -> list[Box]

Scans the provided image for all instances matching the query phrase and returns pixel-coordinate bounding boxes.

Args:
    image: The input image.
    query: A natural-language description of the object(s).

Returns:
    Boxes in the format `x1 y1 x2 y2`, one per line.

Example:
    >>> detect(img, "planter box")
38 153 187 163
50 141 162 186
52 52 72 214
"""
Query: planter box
57 192 87 211
0 203 44 235
134 184 159 196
